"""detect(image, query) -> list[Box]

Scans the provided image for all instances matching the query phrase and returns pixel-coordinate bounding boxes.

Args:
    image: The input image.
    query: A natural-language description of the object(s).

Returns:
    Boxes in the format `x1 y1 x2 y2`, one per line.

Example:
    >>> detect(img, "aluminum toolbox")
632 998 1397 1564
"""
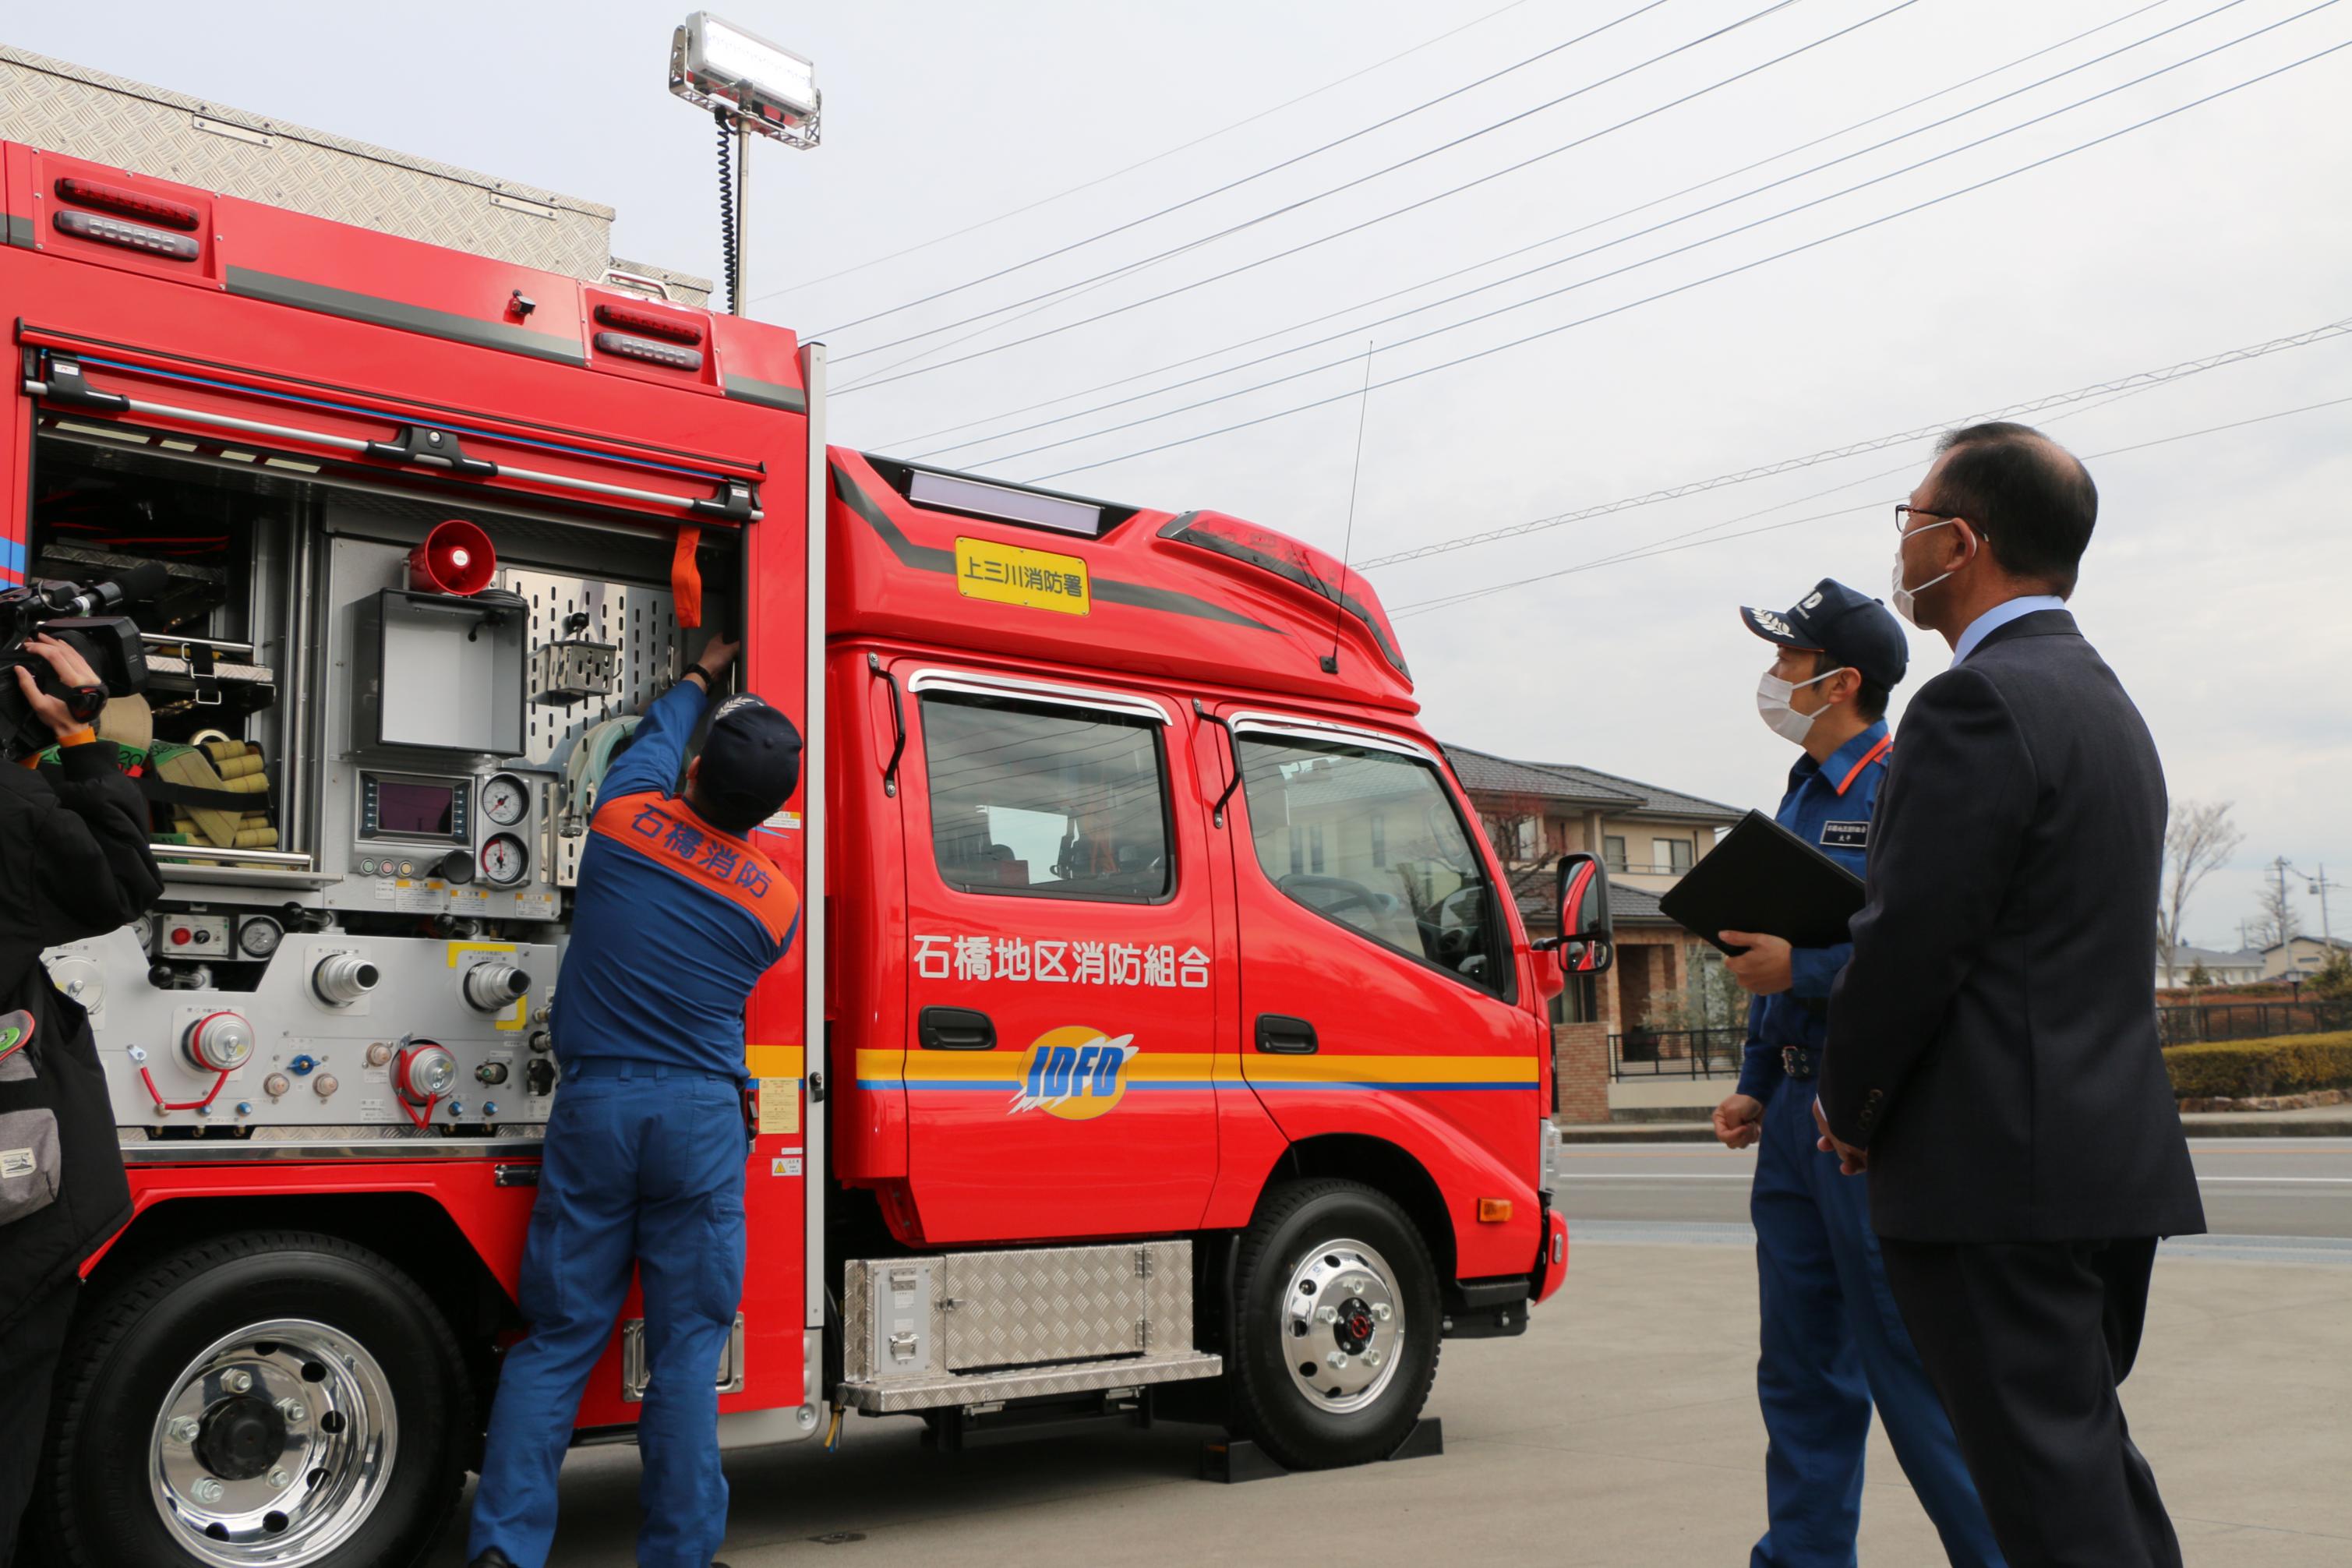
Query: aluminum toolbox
840 1241 1220 1414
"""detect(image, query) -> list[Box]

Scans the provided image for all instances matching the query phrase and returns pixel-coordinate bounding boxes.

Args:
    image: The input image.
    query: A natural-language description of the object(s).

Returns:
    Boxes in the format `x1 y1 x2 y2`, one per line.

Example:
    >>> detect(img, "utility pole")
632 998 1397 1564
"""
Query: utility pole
2308 863 2342 948
2273 858 2342 949
2269 856 2297 947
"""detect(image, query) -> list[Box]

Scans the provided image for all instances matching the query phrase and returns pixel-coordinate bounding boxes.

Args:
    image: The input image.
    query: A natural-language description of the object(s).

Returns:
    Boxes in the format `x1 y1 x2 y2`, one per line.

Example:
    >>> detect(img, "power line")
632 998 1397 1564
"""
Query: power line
747 0 1536 305
1019 29 2352 482
1378 369 2196 612
811 0 1686 339
832 0 1906 373
1389 390 2352 618
998 3 2322 473
899 0 2202 459
834 249 1189 394
1389 384 2203 616
1354 315 2352 572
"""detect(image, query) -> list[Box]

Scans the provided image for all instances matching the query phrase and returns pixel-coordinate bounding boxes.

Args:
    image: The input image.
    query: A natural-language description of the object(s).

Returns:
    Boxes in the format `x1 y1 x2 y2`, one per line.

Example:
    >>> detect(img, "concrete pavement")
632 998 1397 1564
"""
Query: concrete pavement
433 1238 2352 1565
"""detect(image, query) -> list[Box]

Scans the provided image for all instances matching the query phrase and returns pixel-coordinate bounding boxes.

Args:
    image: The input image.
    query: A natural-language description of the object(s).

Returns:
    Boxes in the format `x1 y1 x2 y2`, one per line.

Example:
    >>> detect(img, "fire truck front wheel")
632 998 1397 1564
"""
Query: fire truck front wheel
32 1229 471 1568
1230 1180 1440 1470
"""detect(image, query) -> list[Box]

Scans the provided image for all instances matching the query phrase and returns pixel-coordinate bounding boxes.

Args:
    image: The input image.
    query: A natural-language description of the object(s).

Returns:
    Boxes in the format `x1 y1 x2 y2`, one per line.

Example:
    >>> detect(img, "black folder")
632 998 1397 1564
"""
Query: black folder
1656 810 1866 955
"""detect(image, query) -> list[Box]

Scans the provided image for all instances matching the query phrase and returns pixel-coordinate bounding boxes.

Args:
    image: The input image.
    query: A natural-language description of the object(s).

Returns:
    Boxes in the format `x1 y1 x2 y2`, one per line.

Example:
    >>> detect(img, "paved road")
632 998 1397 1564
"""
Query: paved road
430 1241 2352 1566
1555 1138 2352 1237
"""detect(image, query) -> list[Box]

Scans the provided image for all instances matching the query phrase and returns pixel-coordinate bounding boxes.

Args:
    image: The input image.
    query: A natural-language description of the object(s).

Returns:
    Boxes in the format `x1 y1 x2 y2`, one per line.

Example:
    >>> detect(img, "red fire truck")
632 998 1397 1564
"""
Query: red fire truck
1 44 1612 1567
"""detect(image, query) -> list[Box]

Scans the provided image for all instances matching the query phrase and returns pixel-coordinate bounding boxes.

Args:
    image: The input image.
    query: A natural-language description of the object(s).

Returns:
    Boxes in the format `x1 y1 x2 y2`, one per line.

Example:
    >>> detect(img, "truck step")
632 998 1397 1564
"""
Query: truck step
837 1348 1222 1414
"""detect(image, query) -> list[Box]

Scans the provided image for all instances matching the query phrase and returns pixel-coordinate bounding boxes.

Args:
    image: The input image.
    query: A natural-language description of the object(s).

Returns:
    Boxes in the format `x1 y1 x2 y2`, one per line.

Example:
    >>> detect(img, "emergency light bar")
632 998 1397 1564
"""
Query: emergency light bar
907 469 1105 539
670 12 820 147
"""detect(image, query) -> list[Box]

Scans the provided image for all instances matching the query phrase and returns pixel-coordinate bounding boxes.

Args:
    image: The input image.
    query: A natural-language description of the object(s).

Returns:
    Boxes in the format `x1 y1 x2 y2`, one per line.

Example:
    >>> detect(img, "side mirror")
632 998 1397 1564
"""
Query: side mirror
1553 851 1614 976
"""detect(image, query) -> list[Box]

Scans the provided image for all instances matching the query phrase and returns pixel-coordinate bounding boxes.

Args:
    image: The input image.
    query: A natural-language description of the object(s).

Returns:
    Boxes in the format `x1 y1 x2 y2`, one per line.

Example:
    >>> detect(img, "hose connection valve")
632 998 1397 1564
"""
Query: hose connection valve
182 1011 254 1072
462 960 531 1014
394 1040 458 1107
312 951 380 1007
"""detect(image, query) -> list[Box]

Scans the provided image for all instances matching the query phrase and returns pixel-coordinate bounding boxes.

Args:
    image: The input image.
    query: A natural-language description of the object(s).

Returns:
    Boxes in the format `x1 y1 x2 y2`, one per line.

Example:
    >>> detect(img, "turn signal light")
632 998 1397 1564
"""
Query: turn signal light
1477 1199 1514 1224
52 209 200 260
593 330 704 371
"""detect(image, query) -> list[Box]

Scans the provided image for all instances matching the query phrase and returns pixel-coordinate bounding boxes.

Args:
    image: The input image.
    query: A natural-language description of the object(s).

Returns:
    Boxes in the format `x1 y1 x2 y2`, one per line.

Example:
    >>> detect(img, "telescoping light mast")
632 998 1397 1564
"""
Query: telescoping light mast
668 10 821 311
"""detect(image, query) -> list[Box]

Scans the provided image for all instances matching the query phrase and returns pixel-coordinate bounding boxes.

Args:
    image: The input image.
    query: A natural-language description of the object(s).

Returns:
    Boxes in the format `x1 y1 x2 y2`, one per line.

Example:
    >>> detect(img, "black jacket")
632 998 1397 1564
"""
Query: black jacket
0 741 163 1334
1820 610 2205 1243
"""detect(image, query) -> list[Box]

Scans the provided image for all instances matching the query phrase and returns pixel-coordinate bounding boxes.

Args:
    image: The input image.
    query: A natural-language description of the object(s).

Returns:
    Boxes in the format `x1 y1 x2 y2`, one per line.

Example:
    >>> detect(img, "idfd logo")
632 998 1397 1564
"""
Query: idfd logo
1010 1026 1139 1120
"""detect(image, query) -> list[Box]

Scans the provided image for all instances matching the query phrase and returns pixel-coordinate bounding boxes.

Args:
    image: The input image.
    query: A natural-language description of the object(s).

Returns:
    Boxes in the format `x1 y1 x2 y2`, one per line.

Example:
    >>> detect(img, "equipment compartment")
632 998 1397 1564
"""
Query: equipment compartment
23 411 741 1141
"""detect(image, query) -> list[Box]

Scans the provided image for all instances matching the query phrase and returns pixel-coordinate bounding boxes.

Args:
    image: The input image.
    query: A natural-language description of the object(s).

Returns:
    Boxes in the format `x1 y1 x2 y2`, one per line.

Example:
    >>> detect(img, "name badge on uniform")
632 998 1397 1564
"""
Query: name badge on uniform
1821 821 1869 849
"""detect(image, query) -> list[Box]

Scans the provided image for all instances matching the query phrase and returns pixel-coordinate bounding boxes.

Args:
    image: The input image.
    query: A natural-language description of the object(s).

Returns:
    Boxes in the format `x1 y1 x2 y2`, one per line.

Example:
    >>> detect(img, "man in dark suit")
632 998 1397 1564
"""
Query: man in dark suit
1814 422 2205 1567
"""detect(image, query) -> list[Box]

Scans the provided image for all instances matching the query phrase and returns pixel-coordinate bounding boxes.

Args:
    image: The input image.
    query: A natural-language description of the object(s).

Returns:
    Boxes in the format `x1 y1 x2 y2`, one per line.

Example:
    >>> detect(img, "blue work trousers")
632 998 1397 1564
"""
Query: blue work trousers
468 1061 749 1568
1750 1078 2004 1568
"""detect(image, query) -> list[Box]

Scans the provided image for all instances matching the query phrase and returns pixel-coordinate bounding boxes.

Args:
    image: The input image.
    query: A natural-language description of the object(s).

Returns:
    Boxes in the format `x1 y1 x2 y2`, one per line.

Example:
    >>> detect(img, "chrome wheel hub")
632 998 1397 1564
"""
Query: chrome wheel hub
1280 1238 1405 1415
150 1318 397 1566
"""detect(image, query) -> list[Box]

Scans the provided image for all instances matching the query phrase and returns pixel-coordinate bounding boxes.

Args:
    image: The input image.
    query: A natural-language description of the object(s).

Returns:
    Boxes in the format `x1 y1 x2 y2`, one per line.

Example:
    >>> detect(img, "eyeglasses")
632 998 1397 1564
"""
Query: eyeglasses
1893 503 1960 534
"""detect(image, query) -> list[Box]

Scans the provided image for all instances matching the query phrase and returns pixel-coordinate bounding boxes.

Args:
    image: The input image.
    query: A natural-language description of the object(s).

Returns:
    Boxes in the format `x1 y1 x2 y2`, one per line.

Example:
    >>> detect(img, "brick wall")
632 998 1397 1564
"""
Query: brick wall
1552 1022 1610 1124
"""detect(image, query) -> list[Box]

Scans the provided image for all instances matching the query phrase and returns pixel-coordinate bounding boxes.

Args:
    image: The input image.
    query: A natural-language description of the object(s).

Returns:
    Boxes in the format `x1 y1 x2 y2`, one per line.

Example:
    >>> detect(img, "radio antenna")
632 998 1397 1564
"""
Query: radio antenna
1323 341 1375 676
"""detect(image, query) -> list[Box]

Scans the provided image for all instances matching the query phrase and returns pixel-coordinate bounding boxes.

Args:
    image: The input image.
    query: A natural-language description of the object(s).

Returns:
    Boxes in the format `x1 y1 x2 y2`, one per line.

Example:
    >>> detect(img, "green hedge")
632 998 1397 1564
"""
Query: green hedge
2163 1032 2352 1099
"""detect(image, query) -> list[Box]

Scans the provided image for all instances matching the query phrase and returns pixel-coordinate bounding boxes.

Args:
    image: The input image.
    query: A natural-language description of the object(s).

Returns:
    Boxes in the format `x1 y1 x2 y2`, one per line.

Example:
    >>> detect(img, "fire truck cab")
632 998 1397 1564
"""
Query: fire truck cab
1 44 1610 1568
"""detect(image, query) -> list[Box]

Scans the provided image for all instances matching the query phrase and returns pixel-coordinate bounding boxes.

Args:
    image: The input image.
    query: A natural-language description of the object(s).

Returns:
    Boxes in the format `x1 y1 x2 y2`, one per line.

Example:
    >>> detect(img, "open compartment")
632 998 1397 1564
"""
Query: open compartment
22 419 746 902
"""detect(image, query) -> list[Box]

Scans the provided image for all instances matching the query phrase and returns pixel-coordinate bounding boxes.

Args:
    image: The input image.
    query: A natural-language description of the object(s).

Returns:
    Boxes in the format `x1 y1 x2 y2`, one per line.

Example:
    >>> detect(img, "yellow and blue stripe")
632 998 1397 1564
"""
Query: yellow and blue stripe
854 1050 1534 1093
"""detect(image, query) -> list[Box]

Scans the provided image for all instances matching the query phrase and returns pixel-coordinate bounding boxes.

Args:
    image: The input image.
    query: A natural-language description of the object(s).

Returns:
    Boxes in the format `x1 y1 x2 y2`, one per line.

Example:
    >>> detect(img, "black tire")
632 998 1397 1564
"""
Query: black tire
30 1229 471 1568
1228 1179 1440 1470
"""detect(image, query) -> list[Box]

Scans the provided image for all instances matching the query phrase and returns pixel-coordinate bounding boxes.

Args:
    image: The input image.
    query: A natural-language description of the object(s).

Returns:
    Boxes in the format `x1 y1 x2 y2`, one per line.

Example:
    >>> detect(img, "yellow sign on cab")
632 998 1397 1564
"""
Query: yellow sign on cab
954 535 1090 616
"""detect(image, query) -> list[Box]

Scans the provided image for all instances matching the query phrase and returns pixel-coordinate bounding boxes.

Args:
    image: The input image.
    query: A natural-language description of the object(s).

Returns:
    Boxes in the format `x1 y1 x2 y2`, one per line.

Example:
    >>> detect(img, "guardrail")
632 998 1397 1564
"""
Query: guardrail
1610 1027 1746 1079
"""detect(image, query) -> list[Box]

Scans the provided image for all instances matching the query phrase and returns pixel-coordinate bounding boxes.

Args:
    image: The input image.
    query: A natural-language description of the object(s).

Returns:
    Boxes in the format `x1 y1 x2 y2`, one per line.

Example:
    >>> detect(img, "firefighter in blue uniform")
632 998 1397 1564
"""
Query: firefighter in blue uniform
1712 581 2004 1568
470 635 801 1568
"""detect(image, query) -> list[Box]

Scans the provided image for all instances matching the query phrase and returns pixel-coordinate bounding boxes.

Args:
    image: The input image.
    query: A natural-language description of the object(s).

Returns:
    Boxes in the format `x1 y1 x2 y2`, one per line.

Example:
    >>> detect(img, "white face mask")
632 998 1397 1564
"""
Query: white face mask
1756 666 1844 744
1891 517 1973 627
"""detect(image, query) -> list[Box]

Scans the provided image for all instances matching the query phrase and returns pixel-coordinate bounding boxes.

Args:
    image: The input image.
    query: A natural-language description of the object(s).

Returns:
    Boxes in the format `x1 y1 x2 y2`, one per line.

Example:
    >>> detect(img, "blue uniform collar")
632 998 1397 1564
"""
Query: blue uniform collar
1789 719 1891 798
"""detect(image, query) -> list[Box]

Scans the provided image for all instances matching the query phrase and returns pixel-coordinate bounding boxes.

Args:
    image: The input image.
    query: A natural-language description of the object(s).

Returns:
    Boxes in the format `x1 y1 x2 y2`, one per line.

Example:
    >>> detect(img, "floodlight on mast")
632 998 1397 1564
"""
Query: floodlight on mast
669 12 821 311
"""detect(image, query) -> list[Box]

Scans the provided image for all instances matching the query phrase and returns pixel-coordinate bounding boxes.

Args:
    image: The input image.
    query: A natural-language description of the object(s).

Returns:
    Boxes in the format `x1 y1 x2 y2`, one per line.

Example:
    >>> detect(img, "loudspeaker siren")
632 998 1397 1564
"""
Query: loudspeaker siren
408 518 497 596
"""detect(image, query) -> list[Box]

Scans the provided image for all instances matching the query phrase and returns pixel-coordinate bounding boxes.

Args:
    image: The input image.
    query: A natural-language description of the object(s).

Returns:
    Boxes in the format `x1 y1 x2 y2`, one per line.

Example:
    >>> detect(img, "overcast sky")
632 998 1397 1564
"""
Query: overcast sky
17 0 2350 950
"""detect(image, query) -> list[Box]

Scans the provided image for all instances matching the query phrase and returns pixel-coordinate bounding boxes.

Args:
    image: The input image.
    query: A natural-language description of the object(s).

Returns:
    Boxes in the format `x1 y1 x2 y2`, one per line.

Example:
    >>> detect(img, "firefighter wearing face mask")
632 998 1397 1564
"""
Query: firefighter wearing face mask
1712 579 2005 1568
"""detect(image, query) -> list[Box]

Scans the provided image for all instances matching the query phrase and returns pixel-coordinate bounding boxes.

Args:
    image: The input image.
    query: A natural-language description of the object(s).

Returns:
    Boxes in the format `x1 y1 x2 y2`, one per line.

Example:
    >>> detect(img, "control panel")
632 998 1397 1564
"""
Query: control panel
63 926 563 1131
337 766 559 920
358 770 472 847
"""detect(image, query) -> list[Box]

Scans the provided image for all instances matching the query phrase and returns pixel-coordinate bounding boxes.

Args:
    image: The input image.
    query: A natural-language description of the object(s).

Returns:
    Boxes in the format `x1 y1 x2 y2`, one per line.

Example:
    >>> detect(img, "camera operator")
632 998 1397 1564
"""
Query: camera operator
0 634 163 1566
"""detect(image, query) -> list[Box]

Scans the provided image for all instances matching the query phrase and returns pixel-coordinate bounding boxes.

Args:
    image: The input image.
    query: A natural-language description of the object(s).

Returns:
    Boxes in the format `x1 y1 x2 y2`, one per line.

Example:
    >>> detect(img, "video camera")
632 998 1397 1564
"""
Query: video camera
0 560 160 760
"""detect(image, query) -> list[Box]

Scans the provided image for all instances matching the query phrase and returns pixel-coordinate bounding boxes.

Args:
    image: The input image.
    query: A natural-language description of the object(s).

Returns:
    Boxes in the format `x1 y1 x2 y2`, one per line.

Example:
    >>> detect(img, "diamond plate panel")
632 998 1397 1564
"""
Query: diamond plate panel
941 1245 1155 1371
842 1241 1196 1384
2 45 621 280
839 1350 1223 1414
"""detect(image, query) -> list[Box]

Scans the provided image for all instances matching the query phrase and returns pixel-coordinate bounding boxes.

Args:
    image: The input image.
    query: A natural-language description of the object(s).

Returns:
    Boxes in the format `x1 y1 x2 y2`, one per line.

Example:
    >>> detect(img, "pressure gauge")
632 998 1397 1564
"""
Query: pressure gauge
482 773 529 826
480 833 529 887
236 915 283 959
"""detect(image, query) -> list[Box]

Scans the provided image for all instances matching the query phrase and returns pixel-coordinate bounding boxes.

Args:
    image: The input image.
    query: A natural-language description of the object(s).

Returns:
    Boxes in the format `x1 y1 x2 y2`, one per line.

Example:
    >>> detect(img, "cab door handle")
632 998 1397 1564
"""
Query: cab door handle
918 1006 995 1051
1254 1014 1319 1054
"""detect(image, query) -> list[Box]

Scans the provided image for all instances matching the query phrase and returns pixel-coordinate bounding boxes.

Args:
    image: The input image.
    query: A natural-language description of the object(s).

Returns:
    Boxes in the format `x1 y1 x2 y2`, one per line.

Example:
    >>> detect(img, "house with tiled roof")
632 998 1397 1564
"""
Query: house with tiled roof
1446 743 1747 1121
1446 744 1743 898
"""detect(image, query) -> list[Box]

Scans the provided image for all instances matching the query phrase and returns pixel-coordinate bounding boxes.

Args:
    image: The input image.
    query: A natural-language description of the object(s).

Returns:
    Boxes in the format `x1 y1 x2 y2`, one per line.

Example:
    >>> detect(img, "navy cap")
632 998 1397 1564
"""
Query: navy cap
1739 578 1907 690
698 693 803 824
